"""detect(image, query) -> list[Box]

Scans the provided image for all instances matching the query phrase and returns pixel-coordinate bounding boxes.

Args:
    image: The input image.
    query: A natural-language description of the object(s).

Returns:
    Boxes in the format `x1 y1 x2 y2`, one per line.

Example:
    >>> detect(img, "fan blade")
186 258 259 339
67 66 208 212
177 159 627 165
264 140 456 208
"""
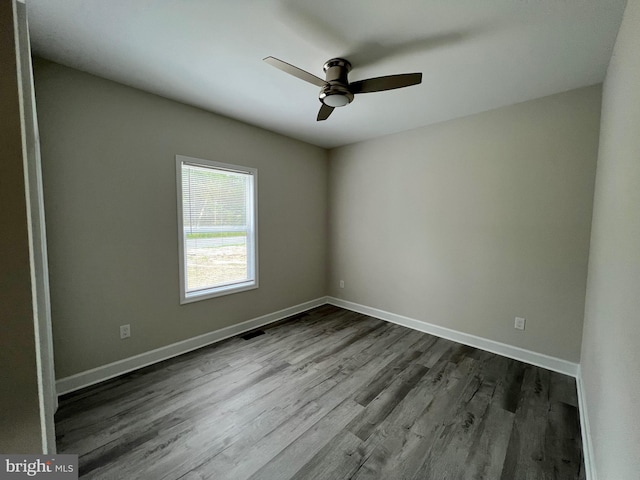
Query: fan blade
349 73 422 94
317 104 334 121
264 56 327 87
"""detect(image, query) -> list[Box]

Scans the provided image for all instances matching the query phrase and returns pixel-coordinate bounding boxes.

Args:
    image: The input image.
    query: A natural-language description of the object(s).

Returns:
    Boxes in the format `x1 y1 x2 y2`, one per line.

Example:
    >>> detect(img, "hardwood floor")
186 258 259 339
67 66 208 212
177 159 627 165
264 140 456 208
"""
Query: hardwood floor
55 305 585 479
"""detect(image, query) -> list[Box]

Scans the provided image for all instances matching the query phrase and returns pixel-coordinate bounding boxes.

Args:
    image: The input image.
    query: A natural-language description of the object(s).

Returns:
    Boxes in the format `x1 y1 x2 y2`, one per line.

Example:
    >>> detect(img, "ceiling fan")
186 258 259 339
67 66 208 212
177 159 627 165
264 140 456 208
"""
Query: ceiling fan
264 56 422 121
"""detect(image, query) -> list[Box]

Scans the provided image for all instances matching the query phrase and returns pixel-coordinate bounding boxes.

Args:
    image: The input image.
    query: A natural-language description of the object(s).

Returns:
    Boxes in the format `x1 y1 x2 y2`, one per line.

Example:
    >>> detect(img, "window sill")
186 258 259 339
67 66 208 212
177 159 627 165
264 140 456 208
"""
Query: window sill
180 280 257 304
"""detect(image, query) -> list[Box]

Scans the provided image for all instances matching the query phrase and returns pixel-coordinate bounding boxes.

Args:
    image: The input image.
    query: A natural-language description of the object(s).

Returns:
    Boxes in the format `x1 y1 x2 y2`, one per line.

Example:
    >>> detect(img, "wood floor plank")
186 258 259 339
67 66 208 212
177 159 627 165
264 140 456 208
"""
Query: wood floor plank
244 400 364 480
411 361 499 479
416 336 457 368
55 306 585 480
353 348 424 407
347 362 430 441
544 401 584 479
351 356 481 480
464 404 516 480
549 370 579 408
353 333 437 407
289 430 365 480
499 366 552 480
490 357 527 414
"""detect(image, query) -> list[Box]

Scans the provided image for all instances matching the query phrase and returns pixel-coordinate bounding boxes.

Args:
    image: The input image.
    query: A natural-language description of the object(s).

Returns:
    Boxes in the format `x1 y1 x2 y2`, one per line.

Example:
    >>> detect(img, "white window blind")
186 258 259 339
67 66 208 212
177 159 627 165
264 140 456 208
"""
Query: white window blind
176 156 257 303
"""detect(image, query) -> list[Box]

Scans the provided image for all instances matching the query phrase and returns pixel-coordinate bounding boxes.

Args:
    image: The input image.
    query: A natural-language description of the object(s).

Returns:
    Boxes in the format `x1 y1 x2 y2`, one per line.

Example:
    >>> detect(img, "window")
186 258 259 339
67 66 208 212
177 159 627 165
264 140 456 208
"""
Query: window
176 155 257 303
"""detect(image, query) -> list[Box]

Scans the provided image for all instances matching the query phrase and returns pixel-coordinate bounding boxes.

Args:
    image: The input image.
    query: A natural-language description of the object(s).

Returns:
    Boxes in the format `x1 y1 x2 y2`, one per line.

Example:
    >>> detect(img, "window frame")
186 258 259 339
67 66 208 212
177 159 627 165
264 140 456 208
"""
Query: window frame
176 154 258 304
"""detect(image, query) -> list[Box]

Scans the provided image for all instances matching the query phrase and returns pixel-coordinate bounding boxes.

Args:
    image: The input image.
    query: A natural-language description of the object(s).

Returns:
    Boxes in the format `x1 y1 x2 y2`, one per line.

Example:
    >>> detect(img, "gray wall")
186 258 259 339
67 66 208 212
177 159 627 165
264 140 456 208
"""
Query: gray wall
581 0 640 477
328 86 601 362
0 0 43 453
34 60 328 378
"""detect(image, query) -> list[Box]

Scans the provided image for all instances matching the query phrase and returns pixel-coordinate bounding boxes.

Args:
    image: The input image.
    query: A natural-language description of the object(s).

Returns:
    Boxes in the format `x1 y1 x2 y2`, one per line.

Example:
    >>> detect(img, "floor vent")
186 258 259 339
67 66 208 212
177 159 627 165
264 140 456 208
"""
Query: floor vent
241 329 266 340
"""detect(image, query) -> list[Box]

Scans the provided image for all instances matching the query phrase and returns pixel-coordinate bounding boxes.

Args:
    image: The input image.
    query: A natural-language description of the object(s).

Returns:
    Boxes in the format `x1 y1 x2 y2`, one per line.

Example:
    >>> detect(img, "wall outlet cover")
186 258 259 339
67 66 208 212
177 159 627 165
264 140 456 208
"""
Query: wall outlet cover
120 324 131 339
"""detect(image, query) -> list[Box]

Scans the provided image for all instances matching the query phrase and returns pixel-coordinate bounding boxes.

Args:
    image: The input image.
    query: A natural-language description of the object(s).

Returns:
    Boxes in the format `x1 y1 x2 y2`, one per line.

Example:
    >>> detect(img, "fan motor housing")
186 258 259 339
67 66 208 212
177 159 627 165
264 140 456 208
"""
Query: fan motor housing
319 58 354 107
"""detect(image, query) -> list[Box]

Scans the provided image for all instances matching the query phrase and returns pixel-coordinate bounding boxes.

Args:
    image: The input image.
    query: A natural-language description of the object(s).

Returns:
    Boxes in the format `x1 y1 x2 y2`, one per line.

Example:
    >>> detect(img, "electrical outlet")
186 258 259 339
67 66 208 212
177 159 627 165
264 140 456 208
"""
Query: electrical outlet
339 280 345 288
120 324 131 339
514 317 526 330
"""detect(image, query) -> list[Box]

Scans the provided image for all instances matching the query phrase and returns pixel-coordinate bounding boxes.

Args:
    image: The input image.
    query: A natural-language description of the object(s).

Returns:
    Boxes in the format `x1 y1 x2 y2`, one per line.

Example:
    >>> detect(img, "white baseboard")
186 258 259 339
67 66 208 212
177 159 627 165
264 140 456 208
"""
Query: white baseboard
58 295 580 391
326 297 579 377
576 367 597 480
56 297 328 395
58 295 592 475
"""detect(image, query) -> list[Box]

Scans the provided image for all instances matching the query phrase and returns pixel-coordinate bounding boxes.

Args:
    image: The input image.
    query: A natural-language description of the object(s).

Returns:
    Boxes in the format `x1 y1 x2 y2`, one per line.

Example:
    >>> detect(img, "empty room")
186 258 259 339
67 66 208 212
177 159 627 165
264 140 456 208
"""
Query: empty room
2 0 639 479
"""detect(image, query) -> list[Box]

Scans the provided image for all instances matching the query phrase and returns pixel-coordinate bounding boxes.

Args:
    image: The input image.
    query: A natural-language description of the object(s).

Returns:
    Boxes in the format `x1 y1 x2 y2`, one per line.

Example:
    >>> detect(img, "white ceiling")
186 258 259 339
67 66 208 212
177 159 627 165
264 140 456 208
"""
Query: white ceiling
26 0 626 149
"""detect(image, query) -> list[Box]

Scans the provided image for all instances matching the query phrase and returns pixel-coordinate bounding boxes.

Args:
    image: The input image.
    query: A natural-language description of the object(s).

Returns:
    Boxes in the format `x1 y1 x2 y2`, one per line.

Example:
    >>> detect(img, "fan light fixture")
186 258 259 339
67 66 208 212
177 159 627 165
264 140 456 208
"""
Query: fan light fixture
323 93 350 107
